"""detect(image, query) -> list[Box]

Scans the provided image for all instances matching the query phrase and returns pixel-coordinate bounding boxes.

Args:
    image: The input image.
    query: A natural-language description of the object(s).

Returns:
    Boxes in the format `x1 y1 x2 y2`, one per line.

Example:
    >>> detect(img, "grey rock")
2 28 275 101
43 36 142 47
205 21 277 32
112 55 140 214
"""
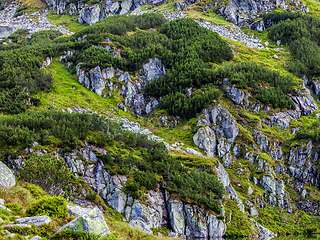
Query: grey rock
56 207 110 237
89 66 105 96
143 58 166 82
186 147 203 156
250 20 265 31
176 1 186 10
120 0 133 15
225 85 249 105
15 216 52 226
68 205 92 216
78 5 100 25
102 67 115 79
250 206 259 217
193 126 216 157
4 224 32 229
118 72 131 82
260 175 276 194
0 161 16 189
251 218 276 237
30 236 42 240
248 186 254 195
199 104 239 143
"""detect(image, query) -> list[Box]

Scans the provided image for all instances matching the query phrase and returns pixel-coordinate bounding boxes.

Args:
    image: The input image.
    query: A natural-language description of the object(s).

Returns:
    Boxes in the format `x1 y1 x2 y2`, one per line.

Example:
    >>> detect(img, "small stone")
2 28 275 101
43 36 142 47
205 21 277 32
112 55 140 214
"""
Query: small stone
15 215 52 226
273 54 278 58
248 186 254 195
30 236 42 240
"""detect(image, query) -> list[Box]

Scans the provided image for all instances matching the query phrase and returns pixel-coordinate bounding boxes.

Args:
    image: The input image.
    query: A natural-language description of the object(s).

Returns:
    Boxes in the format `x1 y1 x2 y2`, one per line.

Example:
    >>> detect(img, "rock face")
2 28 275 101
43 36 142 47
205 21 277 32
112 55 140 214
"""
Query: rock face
193 126 216 157
56 207 110 237
44 0 164 25
59 144 227 238
78 5 100 25
0 161 16 189
143 58 166 82
120 58 165 115
0 3 72 40
197 104 239 143
216 0 308 26
89 66 105 96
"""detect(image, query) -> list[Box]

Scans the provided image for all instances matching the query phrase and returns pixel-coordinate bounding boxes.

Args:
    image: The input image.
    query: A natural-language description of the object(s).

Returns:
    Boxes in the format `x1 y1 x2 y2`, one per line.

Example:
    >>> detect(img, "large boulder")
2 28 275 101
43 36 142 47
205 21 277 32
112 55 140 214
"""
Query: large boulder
225 85 249 105
143 58 166 82
199 104 239 143
0 161 16 189
56 207 110 237
78 5 100 25
89 66 105 96
193 126 216 157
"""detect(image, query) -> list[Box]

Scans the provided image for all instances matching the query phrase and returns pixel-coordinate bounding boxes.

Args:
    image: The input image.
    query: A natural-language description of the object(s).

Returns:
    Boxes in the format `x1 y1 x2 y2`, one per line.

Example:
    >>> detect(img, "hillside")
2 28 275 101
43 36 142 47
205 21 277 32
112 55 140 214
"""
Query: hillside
0 0 320 239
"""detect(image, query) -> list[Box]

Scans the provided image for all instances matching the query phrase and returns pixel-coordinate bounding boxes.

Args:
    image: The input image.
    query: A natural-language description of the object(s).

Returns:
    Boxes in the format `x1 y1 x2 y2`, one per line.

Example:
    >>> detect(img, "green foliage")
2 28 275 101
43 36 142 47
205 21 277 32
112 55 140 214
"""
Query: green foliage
100 132 224 213
211 61 297 109
0 29 75 114
0 110 121 149
224 199 253 237
14 6 27 17
50 229 107 240
23 182 47 199
4 202 23 216
19 153 72 195
159 88 221 118
296 121 320 142
26 196 68 219
265 12 320 77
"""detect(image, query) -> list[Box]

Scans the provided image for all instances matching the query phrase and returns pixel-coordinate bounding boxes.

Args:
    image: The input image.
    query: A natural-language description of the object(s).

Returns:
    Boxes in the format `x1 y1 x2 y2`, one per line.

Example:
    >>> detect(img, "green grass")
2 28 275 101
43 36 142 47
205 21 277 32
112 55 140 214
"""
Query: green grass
34 59 124 116
48 12 88 33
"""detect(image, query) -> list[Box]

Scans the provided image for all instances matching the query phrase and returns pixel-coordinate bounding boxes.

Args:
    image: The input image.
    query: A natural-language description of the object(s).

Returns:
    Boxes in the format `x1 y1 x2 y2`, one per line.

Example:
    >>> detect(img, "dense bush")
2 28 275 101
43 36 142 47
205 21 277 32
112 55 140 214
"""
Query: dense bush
0 110 119 149
26 196 68 219
19 153 72 196
51 229 107 240
159 88 221 118
210 62 297 109
0 30 76 113
265 12 320 77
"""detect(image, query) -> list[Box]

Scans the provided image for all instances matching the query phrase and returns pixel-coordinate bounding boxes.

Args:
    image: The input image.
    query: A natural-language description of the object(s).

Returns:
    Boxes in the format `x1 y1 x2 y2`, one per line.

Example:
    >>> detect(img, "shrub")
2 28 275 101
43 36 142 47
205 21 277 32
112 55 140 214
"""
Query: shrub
26 196 68 219
50 229 107 240
5 202 23 216
19 153 72 196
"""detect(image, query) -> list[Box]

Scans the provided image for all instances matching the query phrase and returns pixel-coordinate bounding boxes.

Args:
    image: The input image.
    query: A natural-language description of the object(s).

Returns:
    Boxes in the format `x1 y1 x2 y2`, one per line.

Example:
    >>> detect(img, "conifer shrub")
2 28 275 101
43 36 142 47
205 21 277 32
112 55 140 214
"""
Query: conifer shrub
19 153 72 196
26 196 68 219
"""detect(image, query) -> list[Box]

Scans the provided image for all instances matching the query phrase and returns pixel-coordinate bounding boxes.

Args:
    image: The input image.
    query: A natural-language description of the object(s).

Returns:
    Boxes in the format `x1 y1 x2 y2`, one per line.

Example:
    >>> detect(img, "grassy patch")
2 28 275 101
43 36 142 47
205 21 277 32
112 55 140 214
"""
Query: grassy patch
34 59 122 115
48 12 88 33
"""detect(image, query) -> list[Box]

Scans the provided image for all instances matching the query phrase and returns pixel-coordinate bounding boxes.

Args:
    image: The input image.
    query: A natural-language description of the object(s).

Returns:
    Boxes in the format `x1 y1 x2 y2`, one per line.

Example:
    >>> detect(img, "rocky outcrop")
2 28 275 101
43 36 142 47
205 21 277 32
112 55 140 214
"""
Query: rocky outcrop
197 104 239 143
0 4 72 39
0 161 16 189
78 5 100 25
89 66 105 96
56 207 110 237
225 85 250 105
288 141 320 190
120 58 165 115
59 144 227 238
193 126 216 157
216 0 308 26
143 58 166 82
266 85 318 130
250 20 265 31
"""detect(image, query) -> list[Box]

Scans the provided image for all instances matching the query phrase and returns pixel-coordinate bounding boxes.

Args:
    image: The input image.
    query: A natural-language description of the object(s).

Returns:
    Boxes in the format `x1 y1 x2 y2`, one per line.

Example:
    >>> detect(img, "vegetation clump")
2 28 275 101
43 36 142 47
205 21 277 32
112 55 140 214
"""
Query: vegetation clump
26 196 68 219
265 11 320 77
